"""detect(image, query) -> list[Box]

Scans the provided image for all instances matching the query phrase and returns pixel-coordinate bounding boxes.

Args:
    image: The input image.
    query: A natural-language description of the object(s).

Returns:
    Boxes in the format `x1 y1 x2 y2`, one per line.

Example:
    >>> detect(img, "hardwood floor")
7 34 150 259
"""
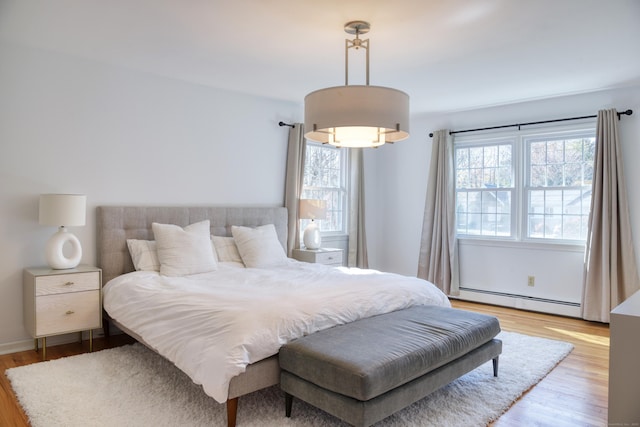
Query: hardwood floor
452 300 610 427
1 302 609 427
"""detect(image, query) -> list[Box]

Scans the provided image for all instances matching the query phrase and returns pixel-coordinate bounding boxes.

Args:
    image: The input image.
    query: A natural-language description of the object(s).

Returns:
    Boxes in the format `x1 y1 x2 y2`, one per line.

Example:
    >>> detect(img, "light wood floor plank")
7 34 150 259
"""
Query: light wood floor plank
0 302 609 426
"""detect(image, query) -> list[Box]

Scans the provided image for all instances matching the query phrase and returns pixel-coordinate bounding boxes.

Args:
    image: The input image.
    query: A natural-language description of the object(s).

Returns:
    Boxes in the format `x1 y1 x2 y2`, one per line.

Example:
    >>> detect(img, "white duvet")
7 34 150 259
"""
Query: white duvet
103 260 450 403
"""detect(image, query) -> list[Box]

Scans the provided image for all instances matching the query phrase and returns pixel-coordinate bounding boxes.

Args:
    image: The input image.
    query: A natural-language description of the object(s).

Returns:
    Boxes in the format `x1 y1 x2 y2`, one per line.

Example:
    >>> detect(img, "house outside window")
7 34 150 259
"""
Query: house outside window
301 142 348 237
455 125 596 244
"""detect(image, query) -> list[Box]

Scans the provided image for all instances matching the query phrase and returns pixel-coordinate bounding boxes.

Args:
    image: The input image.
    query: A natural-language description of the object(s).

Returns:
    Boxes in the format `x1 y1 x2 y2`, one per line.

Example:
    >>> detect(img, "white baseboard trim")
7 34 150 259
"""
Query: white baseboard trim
455 289 582 318
0 330 105 356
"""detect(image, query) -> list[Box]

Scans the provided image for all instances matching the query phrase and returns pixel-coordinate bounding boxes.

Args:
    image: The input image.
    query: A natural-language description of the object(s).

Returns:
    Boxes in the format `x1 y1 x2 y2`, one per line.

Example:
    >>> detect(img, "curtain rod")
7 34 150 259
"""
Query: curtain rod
278 121 295 128
428 109 633 138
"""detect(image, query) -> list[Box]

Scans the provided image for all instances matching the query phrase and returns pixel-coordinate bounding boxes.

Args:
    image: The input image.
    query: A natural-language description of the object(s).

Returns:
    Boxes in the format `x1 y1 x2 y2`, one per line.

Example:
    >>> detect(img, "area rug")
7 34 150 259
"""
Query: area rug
6 331 572 427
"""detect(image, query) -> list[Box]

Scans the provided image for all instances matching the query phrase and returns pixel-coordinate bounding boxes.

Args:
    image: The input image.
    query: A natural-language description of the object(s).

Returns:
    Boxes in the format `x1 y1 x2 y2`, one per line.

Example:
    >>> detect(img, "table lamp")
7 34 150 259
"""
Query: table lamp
39 194 86 269
299 199 327 250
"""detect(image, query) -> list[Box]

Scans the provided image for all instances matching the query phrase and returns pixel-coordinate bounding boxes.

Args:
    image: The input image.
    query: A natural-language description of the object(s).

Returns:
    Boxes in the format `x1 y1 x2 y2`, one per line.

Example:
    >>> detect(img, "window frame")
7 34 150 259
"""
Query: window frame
301 141 349 238
522 128 596 245
454 137 518 240
454 122 596 246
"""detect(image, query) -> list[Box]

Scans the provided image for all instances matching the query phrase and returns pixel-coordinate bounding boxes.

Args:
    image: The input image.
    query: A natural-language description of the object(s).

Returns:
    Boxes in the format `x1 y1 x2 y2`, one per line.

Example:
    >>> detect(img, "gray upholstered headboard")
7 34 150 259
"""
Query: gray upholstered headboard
96 206 288 285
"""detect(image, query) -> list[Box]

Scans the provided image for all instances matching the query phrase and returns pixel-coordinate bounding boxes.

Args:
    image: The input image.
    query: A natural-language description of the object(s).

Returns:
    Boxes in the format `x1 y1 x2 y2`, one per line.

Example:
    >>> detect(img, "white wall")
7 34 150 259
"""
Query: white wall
366 86 640 314
0 42 300 351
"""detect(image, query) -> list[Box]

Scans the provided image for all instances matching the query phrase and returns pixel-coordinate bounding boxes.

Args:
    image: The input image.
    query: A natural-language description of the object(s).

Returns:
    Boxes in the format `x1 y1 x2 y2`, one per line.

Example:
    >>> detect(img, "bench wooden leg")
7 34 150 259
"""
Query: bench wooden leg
493 356 499 377
226 397 238 427
285 393 293 417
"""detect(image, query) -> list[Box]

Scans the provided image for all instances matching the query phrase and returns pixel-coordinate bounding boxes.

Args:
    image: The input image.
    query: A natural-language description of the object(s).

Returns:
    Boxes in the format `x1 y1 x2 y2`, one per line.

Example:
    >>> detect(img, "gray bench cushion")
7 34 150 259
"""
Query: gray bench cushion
279 305 501 401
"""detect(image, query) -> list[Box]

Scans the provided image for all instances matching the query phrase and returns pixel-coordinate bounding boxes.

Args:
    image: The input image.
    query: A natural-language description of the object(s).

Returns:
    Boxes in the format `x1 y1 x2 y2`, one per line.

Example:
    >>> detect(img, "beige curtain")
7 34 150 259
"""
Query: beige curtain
582 109 639 322
283 124 306 256
417 129 459 295
348 148 368 268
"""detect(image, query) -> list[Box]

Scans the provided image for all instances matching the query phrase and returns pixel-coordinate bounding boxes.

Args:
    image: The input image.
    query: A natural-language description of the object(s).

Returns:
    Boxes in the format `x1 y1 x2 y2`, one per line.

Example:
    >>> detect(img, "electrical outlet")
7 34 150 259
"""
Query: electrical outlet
527 276 535 287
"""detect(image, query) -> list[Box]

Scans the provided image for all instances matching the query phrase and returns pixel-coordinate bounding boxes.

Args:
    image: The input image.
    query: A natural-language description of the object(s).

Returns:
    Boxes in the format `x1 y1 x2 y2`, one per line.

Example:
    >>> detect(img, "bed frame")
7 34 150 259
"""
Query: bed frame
96 205 288 427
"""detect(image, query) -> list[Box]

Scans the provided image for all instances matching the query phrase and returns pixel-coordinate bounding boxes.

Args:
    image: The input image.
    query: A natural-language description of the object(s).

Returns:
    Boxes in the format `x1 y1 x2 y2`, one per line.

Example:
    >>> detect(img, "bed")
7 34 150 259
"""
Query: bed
96 206 450 427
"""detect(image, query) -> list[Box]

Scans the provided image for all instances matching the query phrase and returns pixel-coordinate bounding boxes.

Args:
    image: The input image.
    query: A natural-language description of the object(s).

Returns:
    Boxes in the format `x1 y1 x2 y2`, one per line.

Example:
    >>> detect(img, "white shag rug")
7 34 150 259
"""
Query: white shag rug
6 331 572 427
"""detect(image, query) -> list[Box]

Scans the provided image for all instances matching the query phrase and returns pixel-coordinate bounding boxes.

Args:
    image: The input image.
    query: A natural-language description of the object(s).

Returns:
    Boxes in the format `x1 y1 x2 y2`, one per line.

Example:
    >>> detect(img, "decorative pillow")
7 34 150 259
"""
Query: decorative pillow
152 220 218 276
126 239 160 271
231 224 288 268
212 235 243 264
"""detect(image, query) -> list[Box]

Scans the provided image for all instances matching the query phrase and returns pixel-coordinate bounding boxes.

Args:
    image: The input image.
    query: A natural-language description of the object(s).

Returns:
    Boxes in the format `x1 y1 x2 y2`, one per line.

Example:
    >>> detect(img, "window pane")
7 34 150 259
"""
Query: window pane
484 146 498 167
546 164 563 186
529 215 544 238
564 163 581 186
467 191 482 213
562 214 582 240
481 213 496 235
530 165 546 187
469 147 483 168
529 190 545 214
456 147 469 168
456 168 469 188
302 143 347 236
498 145 512 167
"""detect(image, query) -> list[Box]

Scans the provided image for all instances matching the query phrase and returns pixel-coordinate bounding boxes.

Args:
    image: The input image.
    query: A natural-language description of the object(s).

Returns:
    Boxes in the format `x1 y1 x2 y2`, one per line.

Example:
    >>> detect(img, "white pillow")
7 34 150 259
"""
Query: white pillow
126 239 160 271
231 224 287 268
152 220 218 276
212 235 243 264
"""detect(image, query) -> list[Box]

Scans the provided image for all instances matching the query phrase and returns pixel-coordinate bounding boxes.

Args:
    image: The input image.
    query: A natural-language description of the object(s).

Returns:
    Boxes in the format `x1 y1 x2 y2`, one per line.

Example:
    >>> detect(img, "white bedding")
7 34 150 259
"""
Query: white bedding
103 260 450 403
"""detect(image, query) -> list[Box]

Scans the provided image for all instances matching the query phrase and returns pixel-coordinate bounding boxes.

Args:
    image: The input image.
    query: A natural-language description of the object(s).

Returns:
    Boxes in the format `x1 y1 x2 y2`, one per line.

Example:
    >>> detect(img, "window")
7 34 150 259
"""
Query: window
455 140 515 237
301 142 348 236
526 132 595 240
455 126 595 243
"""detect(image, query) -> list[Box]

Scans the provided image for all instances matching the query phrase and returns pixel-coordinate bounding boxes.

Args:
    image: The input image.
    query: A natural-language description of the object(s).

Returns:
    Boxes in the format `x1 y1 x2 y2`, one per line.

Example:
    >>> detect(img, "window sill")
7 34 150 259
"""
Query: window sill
457 237 585 253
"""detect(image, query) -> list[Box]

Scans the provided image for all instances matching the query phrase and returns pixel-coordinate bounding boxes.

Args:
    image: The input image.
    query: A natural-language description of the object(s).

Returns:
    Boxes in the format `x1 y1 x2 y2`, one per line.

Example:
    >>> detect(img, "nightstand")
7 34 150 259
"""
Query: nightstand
23 265 102 360
292 248 344 266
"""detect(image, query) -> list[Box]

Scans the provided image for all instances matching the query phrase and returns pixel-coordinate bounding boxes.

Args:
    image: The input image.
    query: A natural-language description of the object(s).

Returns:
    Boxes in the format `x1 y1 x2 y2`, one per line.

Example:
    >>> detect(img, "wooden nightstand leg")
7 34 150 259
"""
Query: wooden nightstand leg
89 330 93 352
42 337 46 361
34 338 38 352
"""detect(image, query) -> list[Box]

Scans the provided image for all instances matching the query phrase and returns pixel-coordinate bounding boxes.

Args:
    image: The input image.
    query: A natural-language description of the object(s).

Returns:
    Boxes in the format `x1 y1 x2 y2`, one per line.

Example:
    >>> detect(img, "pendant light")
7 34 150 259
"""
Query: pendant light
304 21 410 148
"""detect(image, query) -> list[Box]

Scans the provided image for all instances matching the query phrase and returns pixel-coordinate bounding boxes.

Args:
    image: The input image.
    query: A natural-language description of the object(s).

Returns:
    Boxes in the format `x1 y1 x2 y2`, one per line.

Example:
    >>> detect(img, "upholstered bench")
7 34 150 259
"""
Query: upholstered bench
279 305 502 427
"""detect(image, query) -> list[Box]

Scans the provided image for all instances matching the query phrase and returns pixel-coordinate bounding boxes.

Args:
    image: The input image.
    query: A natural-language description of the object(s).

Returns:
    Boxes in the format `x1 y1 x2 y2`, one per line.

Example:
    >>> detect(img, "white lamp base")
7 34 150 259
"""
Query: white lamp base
45 226 82 269
303 221 322 250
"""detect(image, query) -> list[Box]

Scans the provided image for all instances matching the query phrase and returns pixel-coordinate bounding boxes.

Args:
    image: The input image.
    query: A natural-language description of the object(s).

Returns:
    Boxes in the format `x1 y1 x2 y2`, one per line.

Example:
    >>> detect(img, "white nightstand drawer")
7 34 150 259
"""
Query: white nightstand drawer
35 290 101 336
314 251 343 265
35 271 100 296
292 248 344 266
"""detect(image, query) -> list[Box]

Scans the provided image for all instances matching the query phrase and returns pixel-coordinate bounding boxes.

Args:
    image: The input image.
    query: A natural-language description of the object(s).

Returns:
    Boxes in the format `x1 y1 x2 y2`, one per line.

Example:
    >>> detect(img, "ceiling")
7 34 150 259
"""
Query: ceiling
1 0 639 114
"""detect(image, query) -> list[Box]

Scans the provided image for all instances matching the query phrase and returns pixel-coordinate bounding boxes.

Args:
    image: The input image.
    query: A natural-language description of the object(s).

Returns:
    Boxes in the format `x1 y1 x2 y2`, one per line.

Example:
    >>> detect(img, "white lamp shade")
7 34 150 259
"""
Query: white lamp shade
39 194 86 269
304 85 410 147
299 199 327 220
39 194 86 227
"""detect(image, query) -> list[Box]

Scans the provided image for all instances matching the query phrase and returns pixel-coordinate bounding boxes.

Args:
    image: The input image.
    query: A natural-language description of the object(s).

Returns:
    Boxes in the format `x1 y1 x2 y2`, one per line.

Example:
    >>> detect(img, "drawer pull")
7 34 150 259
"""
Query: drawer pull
65 310 75 315
64 281 74 286
327 257 334 260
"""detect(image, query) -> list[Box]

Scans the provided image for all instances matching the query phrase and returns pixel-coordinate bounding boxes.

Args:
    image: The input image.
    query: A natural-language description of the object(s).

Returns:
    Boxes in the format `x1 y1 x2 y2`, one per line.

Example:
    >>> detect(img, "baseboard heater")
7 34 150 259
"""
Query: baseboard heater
459 287 580 307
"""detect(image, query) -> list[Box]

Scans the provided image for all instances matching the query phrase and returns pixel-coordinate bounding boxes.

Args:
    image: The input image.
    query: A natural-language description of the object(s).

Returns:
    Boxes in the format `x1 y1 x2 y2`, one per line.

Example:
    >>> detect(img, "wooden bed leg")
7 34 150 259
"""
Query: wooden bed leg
103 315 111 340
226 397 238 427
285 393 293 417
493 356 499 377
